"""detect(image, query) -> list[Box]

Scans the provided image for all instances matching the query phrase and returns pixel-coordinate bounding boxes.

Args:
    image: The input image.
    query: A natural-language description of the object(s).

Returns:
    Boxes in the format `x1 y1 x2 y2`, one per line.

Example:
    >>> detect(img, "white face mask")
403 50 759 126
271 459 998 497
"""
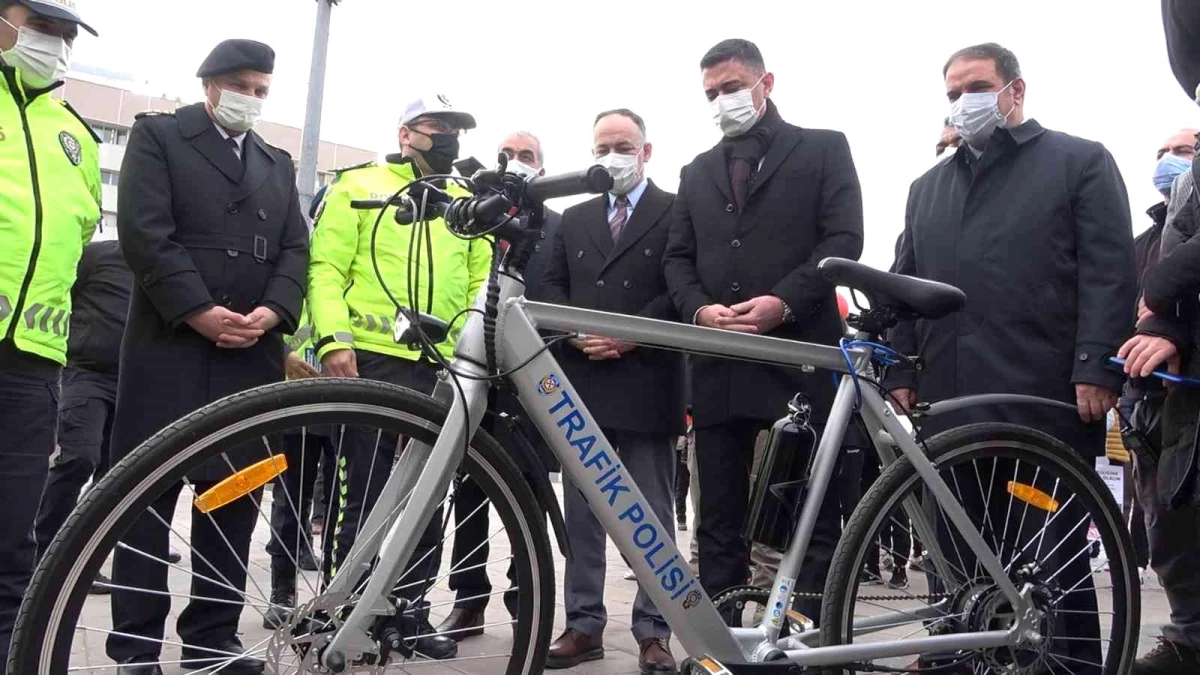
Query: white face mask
506 159 541 179
948 81 1015 147
0 18 70 89
211 88 264 133
597 151 642 195
710 74 766 137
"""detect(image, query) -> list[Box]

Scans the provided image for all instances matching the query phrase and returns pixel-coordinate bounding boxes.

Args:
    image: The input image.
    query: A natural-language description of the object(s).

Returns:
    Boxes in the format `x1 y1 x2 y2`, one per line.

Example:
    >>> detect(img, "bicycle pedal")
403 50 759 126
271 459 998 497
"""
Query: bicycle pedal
784 609 814 632
681 655 732 675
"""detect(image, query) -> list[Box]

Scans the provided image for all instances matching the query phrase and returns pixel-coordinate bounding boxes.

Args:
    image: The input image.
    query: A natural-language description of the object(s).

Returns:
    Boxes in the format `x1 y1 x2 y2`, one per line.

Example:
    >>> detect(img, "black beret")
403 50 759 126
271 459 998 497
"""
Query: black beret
196 39 276 79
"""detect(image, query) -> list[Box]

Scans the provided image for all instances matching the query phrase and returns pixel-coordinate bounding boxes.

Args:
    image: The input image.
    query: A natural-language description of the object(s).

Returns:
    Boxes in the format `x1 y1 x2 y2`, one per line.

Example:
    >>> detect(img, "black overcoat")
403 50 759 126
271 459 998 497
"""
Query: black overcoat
889 121 1136 455
112 102 309 480
663 122 864 425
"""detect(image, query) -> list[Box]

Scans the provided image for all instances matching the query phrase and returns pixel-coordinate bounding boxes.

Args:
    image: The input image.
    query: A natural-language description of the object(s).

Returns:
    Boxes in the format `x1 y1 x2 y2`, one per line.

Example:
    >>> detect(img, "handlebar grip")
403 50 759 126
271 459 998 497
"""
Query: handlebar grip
524 165 613 202
470 194 512 224
350 199 388 210
394 202 448 226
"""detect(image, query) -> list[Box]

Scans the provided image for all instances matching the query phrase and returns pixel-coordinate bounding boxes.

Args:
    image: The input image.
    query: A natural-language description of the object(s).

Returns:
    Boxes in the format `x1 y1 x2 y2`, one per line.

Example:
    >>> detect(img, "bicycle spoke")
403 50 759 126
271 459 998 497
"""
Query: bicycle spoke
251 435 323 599
139 505 275 618
182 476 275 612
114 541 273 609
89 581 273 610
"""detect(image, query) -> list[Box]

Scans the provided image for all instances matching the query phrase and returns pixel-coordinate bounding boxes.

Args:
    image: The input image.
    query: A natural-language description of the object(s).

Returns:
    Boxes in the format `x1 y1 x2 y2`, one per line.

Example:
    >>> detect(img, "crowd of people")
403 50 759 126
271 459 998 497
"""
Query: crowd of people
6 0 1200 673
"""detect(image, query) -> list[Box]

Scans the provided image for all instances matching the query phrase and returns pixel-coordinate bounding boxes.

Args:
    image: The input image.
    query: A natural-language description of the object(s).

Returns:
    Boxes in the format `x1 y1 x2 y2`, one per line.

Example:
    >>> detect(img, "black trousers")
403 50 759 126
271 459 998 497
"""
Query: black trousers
267 431 337 576
107 480 260 661
34 368 118 557
330 351 444 619
674 435 690 522
0 362 60 664
695 419 845 623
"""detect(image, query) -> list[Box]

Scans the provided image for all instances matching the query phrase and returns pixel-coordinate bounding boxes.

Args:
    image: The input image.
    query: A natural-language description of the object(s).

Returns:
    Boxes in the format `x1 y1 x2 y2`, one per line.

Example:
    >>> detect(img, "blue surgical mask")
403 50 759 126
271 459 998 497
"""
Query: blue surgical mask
1154 153 1191 198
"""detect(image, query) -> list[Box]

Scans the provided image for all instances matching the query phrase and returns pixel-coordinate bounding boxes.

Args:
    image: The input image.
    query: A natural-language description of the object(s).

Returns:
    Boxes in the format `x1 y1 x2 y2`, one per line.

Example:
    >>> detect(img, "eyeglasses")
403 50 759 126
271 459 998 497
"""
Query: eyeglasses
409 119 462 136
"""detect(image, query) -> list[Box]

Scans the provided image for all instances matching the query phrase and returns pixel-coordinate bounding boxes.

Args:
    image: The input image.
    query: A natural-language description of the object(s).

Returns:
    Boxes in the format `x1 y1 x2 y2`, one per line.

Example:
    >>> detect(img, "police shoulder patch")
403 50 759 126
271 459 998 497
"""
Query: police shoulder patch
335 160 375 175
59 131 82 166
134 109 175 120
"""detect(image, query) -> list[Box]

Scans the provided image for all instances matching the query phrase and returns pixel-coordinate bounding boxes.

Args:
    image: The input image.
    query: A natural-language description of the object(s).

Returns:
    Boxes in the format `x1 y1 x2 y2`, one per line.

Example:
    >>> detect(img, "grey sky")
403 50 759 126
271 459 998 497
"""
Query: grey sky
69 0 1197 270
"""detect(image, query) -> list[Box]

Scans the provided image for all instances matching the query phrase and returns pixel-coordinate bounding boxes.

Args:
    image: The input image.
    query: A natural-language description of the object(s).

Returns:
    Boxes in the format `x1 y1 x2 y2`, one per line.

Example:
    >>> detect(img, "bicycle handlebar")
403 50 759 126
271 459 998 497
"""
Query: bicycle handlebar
346 163 613 239
525 165 613 202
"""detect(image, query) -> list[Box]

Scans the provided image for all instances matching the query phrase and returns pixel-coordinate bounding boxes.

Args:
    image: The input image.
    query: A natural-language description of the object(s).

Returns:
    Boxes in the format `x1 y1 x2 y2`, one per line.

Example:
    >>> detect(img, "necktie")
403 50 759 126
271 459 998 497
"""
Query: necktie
609 195 629 243
227 137 240 160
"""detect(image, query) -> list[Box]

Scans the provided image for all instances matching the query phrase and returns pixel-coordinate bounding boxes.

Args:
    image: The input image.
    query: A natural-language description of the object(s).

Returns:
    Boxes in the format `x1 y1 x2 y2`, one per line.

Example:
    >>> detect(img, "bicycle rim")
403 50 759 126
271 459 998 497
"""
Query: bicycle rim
819 422 1137 675
10 379 554 674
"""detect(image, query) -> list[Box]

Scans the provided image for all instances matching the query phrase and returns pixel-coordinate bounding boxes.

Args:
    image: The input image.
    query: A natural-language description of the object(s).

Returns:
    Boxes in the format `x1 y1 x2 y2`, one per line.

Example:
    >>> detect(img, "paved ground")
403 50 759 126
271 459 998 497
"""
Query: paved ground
68 478 1171 673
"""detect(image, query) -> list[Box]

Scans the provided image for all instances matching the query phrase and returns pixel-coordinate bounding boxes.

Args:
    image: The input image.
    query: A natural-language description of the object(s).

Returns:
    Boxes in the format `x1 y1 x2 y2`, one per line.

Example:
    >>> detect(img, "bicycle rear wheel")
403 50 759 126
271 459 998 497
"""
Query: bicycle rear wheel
820 423 1138 674
9 378 555 674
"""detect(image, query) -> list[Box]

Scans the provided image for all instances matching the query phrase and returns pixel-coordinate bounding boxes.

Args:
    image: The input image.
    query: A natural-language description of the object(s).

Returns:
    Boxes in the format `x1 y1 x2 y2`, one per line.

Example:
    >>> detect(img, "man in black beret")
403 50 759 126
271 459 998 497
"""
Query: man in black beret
104 37 308 675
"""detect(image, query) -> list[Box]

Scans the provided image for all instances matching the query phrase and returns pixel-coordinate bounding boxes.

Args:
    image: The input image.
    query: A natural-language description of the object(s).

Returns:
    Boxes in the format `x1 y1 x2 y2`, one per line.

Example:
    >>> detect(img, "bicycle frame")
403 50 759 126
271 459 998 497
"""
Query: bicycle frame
319 270 1042 670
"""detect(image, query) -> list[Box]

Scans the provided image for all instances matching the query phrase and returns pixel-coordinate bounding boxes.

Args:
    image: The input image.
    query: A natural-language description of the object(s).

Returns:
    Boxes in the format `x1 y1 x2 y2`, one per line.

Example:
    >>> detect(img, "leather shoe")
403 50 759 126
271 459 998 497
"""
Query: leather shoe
435 607 485 640
638 637 676 674
180 638 264 674
117 657 164 675
546 628 603 669
413 618 458 659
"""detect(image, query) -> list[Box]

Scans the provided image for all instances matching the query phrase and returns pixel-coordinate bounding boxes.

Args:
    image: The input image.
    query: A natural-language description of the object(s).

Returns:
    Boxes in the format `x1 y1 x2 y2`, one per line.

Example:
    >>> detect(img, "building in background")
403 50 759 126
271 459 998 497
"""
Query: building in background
56 73 377 241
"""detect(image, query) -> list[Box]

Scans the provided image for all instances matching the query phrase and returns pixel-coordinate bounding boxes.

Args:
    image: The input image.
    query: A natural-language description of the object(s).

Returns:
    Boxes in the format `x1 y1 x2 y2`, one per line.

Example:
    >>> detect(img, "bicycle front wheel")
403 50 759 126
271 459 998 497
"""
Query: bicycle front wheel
9 378 555 674
820 422 1138 675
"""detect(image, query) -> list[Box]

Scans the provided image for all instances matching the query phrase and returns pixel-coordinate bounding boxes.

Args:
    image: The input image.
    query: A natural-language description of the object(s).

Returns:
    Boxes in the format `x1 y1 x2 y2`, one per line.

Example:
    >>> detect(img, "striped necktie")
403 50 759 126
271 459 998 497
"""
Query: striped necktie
609 195 629 242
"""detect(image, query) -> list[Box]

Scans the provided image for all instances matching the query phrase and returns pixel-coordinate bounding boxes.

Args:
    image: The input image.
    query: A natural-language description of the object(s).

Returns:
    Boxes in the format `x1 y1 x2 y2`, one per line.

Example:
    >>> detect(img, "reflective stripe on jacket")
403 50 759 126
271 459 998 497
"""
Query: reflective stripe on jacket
0 67 102 364
308 156 490 362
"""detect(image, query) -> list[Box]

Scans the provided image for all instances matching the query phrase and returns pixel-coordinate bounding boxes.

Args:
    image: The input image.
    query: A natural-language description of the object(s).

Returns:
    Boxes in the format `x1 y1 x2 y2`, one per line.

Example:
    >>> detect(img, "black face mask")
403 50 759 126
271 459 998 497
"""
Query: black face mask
416 131 460 175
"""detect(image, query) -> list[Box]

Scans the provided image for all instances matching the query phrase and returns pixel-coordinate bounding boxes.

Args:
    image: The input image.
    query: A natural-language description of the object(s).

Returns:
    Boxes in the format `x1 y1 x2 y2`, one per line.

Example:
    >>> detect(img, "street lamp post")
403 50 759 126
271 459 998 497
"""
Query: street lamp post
297 0 339 224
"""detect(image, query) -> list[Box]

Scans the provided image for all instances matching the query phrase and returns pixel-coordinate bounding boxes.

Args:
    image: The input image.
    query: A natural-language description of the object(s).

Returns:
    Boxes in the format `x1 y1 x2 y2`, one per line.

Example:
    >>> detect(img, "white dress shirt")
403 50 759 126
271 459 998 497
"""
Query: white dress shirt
213 122 246 160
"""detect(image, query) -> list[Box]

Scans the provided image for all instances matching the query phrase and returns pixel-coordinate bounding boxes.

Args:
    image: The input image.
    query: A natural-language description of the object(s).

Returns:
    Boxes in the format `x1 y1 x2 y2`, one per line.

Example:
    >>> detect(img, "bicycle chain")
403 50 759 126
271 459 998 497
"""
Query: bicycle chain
791 589 948 602
715 585 948 608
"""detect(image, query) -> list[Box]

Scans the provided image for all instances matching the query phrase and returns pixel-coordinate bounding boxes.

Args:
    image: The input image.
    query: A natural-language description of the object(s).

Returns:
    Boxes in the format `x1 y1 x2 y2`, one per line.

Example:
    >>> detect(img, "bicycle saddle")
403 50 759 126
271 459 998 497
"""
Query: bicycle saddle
818 257 966 320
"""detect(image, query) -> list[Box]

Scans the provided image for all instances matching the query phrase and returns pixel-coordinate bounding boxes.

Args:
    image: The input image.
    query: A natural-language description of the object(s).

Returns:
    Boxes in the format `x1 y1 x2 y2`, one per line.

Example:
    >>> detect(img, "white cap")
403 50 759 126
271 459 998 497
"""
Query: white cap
399 94 477 131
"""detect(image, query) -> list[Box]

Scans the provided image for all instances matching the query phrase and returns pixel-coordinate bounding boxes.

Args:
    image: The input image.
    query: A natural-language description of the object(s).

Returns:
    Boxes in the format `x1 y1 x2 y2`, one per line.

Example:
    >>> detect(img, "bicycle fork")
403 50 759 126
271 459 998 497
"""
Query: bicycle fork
319 366 490 671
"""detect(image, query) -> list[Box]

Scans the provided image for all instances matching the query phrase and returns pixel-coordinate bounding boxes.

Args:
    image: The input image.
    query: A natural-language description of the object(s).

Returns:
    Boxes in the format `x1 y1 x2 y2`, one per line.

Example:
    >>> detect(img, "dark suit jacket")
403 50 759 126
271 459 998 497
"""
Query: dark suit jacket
540 180 685 436
524 209 561 302
664 121 864 425
112 102 309 480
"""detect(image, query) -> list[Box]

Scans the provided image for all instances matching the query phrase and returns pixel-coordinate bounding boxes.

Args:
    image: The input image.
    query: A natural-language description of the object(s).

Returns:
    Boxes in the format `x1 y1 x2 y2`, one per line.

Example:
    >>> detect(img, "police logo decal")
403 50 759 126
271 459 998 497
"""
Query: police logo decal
59 131 82 166
537 374 561 396
682 589 701 610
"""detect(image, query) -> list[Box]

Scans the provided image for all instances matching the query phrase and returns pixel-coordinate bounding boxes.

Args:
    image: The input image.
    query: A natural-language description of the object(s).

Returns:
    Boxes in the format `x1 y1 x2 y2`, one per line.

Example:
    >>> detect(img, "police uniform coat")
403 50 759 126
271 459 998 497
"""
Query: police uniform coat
539 180 685 437
112 102 309 480
888 121 1137 456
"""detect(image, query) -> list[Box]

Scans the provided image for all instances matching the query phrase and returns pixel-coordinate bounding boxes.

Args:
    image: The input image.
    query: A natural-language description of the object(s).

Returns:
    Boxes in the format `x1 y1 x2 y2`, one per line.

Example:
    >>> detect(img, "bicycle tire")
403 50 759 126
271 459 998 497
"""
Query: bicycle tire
819 422 1139 675
8 378 555 674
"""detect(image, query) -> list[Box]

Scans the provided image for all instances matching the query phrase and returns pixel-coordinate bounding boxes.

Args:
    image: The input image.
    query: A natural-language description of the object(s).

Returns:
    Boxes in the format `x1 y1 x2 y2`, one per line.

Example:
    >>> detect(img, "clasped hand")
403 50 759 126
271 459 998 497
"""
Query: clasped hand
187 305 279 349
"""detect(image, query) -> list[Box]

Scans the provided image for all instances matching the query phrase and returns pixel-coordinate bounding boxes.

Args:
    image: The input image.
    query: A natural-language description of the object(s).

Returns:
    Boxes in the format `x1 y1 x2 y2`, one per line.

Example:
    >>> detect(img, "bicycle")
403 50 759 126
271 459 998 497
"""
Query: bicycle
10 160 1138 674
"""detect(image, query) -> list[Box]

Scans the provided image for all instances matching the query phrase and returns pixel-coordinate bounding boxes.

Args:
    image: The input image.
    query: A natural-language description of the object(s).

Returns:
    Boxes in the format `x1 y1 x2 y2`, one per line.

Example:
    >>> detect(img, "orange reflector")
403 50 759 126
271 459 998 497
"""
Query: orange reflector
1006 481 1059 513
194 455 288 514
698 657 730 675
